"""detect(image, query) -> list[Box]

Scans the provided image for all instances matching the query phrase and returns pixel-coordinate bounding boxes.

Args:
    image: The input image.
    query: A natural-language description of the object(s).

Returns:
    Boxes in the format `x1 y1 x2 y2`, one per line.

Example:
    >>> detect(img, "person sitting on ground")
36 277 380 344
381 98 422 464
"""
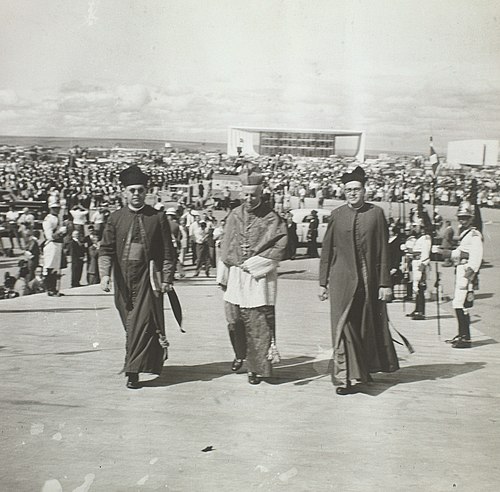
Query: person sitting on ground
28 265 47 294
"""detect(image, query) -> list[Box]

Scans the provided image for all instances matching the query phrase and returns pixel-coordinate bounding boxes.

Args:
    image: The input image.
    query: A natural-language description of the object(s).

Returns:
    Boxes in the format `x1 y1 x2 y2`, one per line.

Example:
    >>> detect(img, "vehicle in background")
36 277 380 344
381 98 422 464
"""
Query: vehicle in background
210 173 241 209
166 184 199 205
290 208 331 246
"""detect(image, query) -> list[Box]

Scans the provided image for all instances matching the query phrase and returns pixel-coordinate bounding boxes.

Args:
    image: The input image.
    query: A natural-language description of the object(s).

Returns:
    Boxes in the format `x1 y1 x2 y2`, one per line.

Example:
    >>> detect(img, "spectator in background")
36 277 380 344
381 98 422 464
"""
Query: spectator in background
286 211 298 260
6 206 22 250
70 203 89 234
192 221 211 277
86 234 100 285
69 229 86 288
23 230 41 281
28 265 46 294
188 211 201 265
223 186 231 211
306 210 320 258
91 206 106 239
42 197 66 297
13 261 30 296
166 208 185 278
441 220 455 267
17 207 35 246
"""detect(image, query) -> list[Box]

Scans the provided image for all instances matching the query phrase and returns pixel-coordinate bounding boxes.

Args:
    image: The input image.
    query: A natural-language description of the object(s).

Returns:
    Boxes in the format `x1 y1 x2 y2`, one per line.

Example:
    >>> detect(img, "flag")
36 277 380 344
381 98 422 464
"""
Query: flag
429 136 440 177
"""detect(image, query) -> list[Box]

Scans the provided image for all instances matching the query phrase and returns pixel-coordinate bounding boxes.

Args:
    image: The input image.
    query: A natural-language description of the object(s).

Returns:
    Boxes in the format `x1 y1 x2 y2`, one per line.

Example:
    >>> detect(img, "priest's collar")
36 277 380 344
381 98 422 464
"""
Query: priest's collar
347 202 367 211
128 204 145 213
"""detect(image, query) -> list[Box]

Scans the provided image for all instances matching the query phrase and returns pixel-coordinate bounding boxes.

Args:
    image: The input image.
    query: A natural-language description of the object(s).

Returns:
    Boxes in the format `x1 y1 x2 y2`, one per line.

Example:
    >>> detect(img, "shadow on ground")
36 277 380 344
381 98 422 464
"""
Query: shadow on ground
475 293 494 300
0 307 109 313
364 361 487 396
140 358 488 395
142 356 326 387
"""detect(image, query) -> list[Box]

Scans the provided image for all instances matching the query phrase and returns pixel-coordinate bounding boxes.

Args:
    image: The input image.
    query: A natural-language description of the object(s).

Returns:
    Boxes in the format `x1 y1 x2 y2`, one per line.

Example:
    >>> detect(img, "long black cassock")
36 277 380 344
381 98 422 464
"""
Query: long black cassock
99 205 176 375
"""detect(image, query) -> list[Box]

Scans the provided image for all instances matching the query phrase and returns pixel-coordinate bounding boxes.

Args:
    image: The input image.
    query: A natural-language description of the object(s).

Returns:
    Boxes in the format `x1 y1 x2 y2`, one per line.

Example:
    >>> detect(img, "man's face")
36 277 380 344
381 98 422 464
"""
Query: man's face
242 186 262 209
344 181 365 208
35 267 43 277
457 215 473 229
125 185 146 208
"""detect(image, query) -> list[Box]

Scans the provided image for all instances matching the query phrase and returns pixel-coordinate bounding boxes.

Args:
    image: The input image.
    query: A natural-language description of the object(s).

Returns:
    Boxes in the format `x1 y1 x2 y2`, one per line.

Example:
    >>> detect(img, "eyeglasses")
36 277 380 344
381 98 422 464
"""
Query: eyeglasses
344 187 363 194
127 187 146 194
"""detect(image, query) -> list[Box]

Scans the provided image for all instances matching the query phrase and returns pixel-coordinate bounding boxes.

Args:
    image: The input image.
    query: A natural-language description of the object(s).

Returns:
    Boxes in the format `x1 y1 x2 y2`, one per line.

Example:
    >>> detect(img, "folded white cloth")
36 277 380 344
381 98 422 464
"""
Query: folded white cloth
242 255 278 279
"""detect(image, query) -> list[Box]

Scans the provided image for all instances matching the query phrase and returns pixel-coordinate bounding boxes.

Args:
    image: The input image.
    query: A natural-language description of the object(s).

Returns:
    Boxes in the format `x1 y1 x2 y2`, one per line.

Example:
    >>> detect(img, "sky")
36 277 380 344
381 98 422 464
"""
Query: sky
1 0 499 152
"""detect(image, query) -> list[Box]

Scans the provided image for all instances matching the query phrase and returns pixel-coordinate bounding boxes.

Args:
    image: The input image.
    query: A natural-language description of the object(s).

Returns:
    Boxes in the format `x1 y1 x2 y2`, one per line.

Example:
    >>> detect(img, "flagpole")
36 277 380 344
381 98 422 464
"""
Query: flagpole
430 136 441 336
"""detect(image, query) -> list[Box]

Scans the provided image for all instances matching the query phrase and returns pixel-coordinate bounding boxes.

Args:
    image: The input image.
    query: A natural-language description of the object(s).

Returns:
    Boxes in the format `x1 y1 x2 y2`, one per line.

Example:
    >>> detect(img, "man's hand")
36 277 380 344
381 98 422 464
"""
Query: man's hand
418 263 426 272
218 283 227 292
378 287 392 302
161 282 174 293
100 276 111 292
318 286 328 301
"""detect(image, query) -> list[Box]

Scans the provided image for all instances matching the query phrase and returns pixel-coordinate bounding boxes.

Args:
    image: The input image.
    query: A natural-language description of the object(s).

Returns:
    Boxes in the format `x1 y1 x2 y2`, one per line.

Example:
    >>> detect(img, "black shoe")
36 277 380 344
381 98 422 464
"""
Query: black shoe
336 384 355 395
248 372 261 385
452 338 471 349
126 374 141 389
406 311 416 317
193 272 199 277
445 335 462 344
231 359 243 372
412 313 426 320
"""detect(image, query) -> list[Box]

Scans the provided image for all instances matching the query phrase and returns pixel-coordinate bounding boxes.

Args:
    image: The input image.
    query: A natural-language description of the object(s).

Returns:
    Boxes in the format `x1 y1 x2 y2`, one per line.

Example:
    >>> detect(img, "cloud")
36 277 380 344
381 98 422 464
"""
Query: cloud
116 85 151 111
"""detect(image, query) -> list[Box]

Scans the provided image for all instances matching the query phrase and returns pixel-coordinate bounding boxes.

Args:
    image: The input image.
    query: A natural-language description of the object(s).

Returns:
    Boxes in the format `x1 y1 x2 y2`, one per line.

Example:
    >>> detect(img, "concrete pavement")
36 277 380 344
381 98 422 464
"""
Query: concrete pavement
1 256 499 491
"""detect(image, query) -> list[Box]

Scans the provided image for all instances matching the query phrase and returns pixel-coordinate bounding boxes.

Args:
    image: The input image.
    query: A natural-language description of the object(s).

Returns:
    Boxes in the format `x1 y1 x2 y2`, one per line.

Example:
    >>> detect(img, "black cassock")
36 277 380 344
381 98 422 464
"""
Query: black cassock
99 206 176 375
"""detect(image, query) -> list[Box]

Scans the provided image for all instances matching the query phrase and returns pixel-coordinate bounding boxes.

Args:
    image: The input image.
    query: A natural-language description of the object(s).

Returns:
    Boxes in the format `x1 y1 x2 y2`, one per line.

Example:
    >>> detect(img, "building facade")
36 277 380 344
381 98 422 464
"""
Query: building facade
447 139 499 167
227 127 365 161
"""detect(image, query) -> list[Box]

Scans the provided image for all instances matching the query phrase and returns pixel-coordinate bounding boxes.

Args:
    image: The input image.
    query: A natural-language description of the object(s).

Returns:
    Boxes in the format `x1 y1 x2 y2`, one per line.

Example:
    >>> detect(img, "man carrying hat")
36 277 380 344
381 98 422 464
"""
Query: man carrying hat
442 201 483 348
318 166 399 395
218 165 288 385
98 165 176 389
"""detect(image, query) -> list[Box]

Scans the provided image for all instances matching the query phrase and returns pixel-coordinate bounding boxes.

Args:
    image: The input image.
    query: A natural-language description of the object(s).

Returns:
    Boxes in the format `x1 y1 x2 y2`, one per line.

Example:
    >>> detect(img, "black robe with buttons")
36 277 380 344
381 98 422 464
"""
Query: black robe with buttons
99 205 176 375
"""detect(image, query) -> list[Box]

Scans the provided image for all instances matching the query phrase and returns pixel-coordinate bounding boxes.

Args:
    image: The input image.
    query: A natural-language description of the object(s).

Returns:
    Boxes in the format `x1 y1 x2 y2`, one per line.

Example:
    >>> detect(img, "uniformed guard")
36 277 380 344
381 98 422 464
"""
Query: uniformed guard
443 201 483 348
405 216 432 320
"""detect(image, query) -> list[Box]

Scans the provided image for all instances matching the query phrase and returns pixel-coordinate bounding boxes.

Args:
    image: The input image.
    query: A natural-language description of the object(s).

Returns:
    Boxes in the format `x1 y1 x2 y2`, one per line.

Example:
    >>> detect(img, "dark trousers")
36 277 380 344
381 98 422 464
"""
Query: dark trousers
44 269 60 293
414 283 426 315
195 242 210 274
71 259 84 287
455 309 471 340
190 239 197 264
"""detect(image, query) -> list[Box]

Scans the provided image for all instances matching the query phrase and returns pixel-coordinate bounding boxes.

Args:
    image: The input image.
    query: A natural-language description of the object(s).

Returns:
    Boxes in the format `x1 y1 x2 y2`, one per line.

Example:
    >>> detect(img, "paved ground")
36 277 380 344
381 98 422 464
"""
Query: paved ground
1 251 499 491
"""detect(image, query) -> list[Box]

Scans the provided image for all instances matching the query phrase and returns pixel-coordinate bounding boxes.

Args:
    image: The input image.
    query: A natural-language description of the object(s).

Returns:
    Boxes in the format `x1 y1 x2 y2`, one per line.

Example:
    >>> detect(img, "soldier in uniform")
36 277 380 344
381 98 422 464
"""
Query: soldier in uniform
443 202 483 349
405 215 432 320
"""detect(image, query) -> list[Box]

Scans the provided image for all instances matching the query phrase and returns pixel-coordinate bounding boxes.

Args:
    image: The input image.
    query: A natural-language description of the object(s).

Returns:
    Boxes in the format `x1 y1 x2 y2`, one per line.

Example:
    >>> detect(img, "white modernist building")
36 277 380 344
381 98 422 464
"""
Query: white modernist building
447 140 499 167
227 127 365 161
